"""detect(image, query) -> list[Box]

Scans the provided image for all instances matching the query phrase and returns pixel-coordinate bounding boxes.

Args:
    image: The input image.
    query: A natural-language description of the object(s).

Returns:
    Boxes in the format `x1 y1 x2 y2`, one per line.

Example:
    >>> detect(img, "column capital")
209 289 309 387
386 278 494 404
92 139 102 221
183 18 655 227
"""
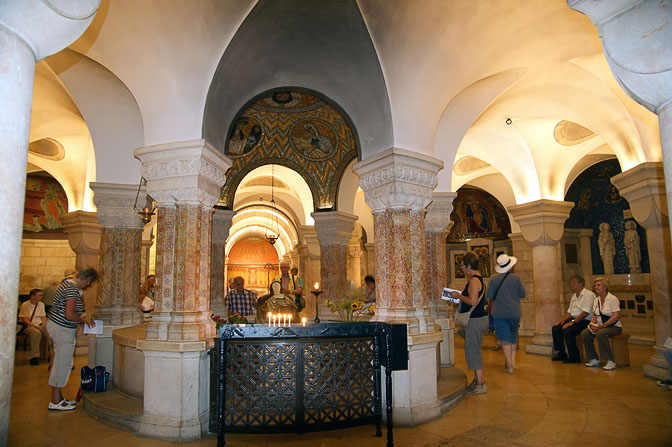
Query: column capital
568 0 672 113
311 211 358 245
91 182 147 230
353 147 443 212
508 200 574 247
611 162 668 229
212 209 236 244
134 139 231 207
425 192 456 233
0 0 100 61
60 211 101 256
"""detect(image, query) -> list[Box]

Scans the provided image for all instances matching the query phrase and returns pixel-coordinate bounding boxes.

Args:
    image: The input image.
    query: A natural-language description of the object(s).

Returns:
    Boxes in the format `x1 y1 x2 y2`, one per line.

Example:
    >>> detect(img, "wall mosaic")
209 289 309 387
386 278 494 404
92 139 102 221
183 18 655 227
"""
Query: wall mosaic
446 187 512 243
22 172 69 237
564 159 649 275
220 90 358 210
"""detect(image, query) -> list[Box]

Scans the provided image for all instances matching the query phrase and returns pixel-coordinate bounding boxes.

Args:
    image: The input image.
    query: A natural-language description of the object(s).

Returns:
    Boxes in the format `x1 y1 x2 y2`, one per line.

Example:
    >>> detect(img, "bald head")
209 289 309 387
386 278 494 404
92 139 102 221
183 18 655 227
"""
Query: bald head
279 261 289 275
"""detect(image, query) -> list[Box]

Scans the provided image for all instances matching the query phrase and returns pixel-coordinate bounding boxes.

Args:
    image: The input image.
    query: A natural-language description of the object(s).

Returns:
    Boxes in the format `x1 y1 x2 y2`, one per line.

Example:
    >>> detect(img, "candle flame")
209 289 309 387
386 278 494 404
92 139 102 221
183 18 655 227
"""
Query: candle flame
314 282 319 290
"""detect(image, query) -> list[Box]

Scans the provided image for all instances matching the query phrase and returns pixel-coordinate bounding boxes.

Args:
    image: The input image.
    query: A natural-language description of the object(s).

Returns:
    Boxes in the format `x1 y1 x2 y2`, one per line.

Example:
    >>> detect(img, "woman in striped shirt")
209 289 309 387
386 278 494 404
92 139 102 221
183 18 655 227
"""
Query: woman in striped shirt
46 267 99 411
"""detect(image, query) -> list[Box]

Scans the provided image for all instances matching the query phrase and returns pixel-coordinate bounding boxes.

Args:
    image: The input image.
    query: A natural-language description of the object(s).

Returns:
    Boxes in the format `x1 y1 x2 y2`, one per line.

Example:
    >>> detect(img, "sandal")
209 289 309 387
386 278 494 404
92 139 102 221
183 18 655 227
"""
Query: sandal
492 345 501 351
466 381 487 395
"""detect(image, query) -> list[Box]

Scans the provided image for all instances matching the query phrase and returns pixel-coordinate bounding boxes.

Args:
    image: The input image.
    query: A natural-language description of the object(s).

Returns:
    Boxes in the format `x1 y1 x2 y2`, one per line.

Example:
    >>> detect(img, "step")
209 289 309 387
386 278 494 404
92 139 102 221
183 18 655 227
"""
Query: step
82 385 143 432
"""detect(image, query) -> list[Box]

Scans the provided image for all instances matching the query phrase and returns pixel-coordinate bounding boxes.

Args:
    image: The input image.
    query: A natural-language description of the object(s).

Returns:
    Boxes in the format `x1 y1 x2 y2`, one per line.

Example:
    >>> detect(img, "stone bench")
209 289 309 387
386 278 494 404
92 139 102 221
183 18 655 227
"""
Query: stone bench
576 332 630 367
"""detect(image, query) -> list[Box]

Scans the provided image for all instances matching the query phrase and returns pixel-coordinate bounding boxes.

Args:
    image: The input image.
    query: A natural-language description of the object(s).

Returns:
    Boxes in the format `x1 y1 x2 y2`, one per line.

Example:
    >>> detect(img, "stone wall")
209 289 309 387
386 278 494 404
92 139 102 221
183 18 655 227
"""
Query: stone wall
19 239 76 294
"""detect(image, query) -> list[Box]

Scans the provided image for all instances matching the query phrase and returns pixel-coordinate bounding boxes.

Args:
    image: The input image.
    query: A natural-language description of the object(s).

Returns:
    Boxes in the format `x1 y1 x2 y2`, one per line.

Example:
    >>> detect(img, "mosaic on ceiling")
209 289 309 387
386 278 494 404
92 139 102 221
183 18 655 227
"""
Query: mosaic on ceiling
220 90 358 210
446 187 512 243
22 173 69 237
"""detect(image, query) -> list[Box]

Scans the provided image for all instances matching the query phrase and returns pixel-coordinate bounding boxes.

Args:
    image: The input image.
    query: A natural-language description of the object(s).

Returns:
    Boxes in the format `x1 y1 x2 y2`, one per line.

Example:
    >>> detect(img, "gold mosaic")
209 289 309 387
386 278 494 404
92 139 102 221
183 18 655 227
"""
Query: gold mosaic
220 90 358 210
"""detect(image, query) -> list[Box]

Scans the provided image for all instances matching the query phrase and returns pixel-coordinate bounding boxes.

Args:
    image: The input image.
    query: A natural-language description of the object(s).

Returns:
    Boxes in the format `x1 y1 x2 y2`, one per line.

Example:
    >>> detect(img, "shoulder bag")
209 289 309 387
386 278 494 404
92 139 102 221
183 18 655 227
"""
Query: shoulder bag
454 276 486 326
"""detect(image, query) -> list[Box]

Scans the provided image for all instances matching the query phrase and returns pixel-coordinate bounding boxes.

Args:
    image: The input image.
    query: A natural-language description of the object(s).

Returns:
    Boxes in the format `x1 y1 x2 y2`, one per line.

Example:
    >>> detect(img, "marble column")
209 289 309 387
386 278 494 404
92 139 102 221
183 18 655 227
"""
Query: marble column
508 200 574 356
426 192 456 367
354 147 444 426
88 182 146 374
347 242 363 286
612 163 672 379
211 209 235 319
568 0 672 231
140 228 154 281
61 211 102 312
0 2 100 438
311 211 357 319
133 139 230 441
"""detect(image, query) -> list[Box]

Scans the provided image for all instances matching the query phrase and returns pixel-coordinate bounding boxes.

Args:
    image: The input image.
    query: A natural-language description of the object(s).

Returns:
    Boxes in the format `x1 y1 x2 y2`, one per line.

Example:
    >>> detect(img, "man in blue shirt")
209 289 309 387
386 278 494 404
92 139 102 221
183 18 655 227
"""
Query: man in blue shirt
224 276 257 316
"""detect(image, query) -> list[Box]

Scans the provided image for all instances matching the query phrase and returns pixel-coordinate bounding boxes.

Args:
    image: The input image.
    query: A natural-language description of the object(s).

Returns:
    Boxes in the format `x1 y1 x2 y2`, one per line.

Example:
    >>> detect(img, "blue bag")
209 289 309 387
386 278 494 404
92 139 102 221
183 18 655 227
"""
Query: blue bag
80 365 109 393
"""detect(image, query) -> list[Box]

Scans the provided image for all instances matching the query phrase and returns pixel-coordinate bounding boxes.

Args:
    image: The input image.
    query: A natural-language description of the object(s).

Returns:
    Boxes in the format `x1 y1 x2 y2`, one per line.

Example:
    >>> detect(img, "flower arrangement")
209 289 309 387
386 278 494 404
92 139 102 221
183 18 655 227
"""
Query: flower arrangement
212 313 248 330
324 282 374 322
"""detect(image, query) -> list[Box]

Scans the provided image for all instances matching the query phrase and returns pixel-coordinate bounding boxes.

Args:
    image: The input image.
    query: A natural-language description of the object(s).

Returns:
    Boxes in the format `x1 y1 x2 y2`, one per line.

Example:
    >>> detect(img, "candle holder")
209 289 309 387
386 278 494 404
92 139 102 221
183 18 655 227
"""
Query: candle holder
310 289 323 323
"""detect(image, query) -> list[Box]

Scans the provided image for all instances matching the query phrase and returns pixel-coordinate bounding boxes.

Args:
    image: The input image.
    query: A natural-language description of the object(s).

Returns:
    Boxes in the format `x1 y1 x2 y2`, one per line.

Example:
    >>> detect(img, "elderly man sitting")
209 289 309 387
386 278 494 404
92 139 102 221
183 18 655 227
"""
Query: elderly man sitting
18 288 47 365
224 276 258 317
551 275 594 363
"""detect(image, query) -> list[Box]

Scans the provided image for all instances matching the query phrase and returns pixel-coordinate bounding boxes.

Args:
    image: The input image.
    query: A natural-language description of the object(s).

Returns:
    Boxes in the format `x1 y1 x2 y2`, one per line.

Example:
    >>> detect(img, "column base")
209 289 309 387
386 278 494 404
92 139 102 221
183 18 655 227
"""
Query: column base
525 331 553 356
643 346 671 380
137 339 209 442
385 331 443 426
88 324 134 376
430 302 454 366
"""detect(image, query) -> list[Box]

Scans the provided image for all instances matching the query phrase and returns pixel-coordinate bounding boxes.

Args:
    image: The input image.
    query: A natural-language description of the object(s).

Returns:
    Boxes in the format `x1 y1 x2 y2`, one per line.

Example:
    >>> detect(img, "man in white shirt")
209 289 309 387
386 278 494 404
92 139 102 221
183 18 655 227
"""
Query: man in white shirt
551 275 594 364
18 288 47 365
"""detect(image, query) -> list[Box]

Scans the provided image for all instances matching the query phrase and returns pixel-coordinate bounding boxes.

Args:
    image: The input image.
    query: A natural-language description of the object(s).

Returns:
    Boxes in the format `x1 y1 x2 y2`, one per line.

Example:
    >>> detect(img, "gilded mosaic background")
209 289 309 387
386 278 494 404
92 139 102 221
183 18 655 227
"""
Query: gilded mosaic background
220 90 358 210
446 187 511 242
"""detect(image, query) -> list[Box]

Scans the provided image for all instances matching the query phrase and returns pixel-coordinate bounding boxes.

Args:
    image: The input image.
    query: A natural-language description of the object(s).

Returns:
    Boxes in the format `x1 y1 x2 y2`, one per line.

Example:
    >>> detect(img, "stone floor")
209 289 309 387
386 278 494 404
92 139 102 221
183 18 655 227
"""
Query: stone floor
9 334 672 446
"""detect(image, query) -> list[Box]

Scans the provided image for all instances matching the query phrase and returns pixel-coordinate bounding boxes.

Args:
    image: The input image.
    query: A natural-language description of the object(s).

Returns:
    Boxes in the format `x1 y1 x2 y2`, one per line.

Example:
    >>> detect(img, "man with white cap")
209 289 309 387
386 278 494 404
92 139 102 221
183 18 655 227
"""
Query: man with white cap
486 254 527 374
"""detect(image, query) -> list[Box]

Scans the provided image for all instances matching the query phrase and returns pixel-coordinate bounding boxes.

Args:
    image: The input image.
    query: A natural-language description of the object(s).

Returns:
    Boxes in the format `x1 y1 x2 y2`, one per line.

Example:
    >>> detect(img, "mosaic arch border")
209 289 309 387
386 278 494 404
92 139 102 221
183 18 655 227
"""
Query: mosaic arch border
219 88 360 211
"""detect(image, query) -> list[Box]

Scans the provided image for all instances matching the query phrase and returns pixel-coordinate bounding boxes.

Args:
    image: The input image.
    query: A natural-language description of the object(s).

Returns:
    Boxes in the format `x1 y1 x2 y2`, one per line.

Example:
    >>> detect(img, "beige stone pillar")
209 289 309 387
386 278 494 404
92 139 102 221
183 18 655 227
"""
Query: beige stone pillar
425 192 457 366
347 242 363 286
135 139 231 342
508 200 574 356
612 162 672 379
0 2 100 439
354 147 444 425
61 211 102 313
311 211 357 320
140 228 154 281
88 182 146 373
211 209 235 319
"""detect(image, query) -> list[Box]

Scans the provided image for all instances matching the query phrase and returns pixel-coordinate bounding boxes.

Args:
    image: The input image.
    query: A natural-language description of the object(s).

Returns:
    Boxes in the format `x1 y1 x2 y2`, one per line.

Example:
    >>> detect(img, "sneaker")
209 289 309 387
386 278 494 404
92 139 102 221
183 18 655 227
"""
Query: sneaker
585 359 600 367
29 358 39 366
656 379 672 387
603 360 617 370
48 400 75 411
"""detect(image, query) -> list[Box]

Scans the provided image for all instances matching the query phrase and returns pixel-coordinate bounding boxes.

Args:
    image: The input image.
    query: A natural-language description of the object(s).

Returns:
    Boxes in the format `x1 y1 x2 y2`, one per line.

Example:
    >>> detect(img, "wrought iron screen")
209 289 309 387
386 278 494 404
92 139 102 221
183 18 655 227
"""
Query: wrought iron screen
211 322 408 447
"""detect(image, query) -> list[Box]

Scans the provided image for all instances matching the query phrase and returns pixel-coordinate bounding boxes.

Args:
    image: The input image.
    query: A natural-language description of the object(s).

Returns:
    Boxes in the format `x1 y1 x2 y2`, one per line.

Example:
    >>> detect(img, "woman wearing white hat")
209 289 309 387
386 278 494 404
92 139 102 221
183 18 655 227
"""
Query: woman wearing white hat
487 254 527 374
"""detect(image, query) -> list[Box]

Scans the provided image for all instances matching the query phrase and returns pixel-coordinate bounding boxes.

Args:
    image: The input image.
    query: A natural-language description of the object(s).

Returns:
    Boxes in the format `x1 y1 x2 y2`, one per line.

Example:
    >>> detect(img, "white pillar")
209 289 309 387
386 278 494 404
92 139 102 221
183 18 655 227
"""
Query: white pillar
0 1 100 440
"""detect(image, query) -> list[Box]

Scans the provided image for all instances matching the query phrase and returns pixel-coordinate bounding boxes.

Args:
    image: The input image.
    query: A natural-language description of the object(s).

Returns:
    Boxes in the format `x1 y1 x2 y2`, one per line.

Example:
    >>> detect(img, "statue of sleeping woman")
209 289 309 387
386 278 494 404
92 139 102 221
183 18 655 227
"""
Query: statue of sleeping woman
256 281 300 320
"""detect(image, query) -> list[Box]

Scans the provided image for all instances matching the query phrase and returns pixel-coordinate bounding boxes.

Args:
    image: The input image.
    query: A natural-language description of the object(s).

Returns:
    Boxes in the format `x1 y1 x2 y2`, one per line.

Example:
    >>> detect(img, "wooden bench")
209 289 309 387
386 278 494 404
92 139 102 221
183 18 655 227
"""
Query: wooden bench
576 332 630 367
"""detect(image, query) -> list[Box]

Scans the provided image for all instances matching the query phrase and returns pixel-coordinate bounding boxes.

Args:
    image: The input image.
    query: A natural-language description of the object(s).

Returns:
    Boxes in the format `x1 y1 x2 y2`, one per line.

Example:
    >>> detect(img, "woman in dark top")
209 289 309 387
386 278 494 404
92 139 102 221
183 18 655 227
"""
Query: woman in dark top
450 251 488 394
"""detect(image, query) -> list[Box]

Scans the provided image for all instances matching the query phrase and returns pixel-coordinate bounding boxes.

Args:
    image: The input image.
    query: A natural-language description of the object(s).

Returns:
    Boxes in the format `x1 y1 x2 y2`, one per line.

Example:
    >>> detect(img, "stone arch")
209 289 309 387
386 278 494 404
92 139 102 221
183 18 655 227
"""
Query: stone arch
219 89 359 211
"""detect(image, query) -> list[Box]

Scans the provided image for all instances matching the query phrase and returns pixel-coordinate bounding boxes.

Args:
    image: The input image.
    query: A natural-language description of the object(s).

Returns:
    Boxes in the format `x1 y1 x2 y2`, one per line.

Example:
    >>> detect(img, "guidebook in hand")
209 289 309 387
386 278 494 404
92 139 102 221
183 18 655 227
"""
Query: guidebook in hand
441 287 461 303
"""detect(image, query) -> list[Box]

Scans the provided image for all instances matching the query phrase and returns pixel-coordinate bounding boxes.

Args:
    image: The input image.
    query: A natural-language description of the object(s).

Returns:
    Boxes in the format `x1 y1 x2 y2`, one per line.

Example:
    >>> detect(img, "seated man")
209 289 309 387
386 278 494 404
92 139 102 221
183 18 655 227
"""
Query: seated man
224 276 257 317
18 288 47 365
551 275 594 363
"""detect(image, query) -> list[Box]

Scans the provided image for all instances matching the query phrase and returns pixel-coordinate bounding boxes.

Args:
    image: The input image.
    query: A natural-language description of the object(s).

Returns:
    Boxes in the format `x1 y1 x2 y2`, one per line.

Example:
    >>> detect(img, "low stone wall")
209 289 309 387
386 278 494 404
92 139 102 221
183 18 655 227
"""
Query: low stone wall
112 325 146 399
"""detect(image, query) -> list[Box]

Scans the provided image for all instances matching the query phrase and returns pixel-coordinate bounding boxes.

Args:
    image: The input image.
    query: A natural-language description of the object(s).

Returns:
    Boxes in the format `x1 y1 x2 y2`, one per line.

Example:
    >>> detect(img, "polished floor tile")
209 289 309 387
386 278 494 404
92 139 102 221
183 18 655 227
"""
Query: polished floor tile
9 334 672 446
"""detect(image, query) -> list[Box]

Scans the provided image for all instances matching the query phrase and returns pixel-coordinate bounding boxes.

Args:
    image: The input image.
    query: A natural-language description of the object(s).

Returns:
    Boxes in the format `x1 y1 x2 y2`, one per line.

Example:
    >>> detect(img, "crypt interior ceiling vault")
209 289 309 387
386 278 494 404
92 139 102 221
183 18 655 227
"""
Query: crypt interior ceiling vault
25 0 661 236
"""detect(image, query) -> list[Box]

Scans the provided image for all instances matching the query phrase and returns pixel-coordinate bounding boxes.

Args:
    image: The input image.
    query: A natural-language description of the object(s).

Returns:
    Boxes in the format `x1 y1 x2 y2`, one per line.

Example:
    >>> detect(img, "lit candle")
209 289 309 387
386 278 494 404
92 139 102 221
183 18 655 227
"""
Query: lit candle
314 282 319 290
283 314 287 327
272 314 277 327
288 314 292 327
267 312 272 327
302 317 307 327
